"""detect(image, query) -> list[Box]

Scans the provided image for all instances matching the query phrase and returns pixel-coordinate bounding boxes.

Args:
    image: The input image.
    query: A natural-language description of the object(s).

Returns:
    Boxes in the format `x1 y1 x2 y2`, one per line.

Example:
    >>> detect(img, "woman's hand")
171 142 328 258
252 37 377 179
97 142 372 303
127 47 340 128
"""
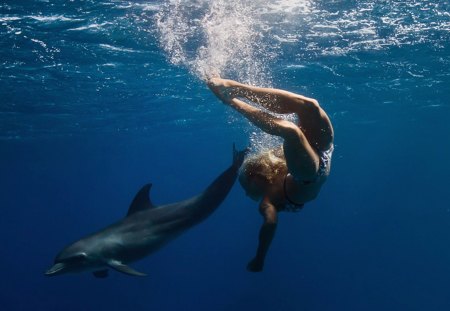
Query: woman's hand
247 257 264 272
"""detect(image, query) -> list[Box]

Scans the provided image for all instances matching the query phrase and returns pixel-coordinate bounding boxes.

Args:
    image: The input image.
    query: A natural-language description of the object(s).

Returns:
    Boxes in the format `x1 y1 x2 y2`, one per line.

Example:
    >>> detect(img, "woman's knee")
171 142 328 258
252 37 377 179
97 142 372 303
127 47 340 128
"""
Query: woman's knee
280 120 308 145
276 120 305 140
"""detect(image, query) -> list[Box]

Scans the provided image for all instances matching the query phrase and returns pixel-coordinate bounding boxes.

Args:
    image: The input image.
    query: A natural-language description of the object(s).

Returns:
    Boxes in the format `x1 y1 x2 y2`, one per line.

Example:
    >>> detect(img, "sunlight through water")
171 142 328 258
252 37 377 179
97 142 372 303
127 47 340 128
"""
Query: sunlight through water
155 0 315 150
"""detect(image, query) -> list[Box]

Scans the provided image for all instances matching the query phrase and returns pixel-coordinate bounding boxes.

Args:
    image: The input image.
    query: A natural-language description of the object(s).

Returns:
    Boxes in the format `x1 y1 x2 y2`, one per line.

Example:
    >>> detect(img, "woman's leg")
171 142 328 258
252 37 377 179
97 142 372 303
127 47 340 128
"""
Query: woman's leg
209 77 318 115
226 97 319 179
208 78 334 154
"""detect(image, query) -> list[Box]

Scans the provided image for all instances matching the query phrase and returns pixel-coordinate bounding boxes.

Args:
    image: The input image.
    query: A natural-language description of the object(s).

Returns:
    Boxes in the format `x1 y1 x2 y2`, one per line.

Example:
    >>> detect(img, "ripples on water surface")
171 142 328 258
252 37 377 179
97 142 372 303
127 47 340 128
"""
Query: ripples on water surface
0 0 449 139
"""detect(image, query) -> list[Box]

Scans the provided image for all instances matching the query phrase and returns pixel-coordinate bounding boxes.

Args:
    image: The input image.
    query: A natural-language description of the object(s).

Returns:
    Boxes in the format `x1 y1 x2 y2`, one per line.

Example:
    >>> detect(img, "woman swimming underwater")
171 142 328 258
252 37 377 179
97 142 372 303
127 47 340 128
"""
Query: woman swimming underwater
208 78 334 272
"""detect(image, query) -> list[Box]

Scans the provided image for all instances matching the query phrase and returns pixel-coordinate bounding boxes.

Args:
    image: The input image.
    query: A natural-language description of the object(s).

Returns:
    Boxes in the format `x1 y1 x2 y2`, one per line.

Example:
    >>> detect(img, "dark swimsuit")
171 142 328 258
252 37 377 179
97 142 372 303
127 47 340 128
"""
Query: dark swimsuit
283 175 305 212
282 144 334 213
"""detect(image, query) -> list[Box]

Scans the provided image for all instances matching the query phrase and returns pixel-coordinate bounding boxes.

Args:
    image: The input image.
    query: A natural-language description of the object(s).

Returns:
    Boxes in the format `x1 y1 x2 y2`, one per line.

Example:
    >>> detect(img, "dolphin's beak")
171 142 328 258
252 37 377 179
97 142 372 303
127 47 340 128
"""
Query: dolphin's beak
45 263 66 276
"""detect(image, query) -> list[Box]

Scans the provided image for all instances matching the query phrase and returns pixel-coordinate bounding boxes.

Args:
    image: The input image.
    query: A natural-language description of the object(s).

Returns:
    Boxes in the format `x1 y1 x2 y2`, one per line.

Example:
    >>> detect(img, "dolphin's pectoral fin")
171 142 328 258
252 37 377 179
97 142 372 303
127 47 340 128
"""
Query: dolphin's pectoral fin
93 269 109 278
107 260 147 277
127 183 156 217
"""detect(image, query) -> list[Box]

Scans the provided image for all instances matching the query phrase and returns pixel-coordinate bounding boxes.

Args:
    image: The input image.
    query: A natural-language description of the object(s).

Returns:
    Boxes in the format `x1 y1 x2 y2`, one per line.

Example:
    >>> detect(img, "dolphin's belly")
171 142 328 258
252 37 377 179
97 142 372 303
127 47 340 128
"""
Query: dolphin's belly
112 224 183 263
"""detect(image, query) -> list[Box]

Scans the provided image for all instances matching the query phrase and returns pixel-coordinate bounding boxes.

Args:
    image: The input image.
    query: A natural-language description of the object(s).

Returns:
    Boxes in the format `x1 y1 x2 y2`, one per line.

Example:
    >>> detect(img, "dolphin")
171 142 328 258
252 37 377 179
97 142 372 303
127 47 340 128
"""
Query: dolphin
45 145 246 278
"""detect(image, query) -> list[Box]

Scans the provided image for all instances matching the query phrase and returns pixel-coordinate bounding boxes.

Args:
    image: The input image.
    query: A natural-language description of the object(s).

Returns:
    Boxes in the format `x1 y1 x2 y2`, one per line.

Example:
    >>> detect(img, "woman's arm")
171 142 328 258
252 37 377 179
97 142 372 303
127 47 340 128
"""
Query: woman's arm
247 197 278 272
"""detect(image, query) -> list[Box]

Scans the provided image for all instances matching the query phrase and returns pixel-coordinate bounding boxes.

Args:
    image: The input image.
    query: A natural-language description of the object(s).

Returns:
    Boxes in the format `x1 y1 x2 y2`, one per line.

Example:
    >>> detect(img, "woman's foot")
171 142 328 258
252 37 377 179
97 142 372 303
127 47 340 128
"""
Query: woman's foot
208 77 235 88
207 77 236 103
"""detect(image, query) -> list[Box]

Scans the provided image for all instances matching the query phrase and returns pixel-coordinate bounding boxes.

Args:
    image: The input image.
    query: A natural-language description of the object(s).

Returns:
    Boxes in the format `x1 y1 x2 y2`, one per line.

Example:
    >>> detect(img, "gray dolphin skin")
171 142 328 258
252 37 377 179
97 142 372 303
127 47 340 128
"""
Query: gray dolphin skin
45 145 246 278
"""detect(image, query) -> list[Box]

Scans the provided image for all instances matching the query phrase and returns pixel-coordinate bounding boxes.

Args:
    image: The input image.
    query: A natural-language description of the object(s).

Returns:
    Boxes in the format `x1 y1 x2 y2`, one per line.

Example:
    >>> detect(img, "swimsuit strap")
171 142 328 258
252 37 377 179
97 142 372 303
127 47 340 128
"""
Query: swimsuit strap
283 175 305 208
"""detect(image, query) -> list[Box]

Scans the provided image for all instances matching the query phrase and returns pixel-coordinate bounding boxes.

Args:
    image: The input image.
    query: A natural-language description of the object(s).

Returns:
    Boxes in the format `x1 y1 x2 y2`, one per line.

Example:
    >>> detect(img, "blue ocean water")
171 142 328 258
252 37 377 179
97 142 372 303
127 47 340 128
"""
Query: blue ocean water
1 0 449 310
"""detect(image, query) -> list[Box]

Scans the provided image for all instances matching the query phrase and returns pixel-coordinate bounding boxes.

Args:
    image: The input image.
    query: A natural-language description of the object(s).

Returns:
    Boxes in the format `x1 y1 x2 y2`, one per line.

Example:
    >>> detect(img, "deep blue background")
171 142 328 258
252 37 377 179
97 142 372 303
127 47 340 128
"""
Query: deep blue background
1 1 449 310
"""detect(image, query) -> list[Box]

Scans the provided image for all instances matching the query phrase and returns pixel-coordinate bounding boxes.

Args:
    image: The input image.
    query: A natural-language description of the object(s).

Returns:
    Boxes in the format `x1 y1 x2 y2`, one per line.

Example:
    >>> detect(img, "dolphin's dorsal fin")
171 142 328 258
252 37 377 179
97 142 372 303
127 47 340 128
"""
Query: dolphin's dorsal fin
127 183 155 217
107 260 147 277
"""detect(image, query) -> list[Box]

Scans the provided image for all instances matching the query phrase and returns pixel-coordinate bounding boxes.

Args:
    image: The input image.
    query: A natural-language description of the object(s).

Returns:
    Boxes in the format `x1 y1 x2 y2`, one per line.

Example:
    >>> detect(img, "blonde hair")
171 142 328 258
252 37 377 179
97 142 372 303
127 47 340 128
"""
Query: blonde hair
239 148 288 188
